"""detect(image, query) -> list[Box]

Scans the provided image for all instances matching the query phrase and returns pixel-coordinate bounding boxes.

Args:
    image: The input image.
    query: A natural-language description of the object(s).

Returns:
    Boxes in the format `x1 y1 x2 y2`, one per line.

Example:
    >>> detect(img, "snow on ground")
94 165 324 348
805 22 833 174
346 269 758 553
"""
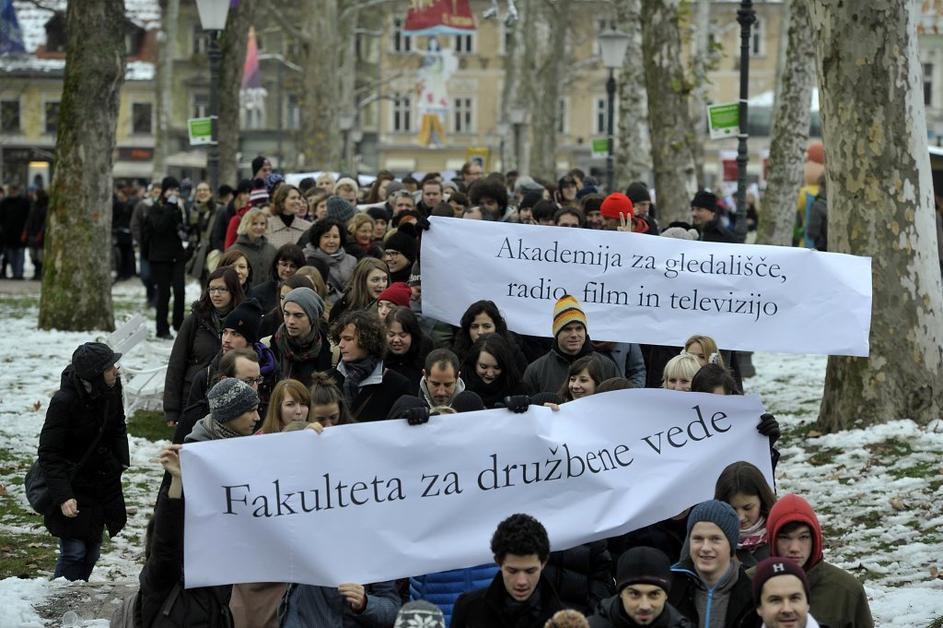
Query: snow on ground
0 282 941 626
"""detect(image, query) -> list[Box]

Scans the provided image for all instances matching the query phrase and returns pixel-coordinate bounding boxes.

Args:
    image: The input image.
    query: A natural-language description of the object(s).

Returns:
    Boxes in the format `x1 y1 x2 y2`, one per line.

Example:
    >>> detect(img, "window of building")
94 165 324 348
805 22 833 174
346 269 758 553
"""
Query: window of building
287 94 301 130
454 33 474 54
595 97 609 135
392 18 412 53
1 100 20 133
132 102 153 134
556 97 568 135
751 17 764 56
925 63 934 107
192 93 209 119
453 97 473 133
193 24 209 55
393 94 412 133
242 104 265 130
44 101 60 135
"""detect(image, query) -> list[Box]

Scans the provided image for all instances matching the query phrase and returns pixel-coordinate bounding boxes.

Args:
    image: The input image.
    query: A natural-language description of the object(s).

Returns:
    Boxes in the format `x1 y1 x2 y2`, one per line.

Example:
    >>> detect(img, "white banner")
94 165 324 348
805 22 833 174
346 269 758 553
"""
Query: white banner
181 389 772 588
421 217 872 356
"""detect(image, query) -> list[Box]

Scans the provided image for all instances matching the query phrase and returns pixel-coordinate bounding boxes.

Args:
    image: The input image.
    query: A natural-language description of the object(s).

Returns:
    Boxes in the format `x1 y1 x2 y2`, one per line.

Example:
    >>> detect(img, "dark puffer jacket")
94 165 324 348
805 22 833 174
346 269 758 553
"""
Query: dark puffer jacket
588 593 692 628
38 366 129 542
163 307 223 423
451 571 564 628
543 541 615 616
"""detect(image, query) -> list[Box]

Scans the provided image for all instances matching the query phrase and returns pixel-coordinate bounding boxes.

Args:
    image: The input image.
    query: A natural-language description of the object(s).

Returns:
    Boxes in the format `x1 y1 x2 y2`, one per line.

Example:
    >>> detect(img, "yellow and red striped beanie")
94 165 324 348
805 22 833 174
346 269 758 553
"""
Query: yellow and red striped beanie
552 295 587 338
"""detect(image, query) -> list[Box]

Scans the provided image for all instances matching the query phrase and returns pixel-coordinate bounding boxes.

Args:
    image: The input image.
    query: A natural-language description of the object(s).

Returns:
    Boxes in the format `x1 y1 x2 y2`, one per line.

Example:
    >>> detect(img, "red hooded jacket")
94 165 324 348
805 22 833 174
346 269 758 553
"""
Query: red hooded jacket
766 493 825 570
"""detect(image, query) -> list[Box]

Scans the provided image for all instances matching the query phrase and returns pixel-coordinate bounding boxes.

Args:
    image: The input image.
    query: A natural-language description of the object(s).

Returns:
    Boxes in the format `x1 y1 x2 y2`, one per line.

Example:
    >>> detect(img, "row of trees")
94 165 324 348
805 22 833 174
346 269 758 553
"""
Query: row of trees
39 0 943 433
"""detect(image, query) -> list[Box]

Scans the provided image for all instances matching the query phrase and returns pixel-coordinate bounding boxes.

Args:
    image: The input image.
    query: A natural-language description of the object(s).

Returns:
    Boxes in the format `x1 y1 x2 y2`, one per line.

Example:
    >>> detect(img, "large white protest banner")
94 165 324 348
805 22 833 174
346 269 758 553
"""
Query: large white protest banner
181 389 771 588
421 217 872 356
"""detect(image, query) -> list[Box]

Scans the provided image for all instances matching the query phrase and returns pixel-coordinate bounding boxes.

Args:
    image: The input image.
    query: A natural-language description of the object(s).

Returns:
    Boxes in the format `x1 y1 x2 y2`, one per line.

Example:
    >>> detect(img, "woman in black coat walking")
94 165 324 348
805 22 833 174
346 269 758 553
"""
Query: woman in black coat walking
38 342 129 581
162 267 244 426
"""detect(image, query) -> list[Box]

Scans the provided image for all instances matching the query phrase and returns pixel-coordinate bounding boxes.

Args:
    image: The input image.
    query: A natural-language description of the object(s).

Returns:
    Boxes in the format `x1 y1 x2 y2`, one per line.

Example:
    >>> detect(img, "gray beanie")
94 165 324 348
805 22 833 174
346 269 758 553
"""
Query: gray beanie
687 500 740 556
207 378 259 423
284 287 325 324
394 600 444 628
385 181 405 197
326 196 355 224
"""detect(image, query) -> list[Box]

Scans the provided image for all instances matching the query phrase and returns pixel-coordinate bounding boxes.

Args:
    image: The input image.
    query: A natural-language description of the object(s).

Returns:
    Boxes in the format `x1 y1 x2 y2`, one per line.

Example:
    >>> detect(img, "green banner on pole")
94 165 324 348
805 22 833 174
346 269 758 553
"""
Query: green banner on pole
188 116 216 146
707 102 740 140
591 137 609 159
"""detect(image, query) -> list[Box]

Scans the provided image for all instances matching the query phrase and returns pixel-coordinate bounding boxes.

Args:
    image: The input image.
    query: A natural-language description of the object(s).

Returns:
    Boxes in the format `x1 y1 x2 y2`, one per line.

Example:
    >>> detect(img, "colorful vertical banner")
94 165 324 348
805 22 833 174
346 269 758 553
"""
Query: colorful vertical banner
416 38 457 147
240 25 266 111
403 0 476 35
0 0 26 54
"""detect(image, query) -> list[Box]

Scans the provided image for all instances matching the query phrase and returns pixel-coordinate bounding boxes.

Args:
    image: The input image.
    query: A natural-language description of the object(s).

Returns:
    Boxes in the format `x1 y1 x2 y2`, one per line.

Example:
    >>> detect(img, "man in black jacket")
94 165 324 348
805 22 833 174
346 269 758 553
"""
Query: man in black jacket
38 342 129 581
690 191 738 244
143 176 187 339
452 513 564 628
0 183 30 279
589 547 691 628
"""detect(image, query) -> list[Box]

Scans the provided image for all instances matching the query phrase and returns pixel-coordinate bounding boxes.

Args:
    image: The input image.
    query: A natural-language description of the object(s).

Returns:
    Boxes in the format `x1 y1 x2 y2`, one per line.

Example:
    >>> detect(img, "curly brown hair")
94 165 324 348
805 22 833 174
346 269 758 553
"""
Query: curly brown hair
330 310 387 358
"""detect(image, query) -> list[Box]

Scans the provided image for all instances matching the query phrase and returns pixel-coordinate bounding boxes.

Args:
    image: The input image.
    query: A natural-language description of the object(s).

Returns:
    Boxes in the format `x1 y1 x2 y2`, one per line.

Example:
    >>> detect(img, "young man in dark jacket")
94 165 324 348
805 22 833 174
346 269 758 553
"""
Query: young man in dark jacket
690 191 738 244
589 547 691 628
38 342 129 581
668 501 757 628
522 295 619 394
329 309 413 421
451 513 564 628
270 287 332 386
143 176 188 338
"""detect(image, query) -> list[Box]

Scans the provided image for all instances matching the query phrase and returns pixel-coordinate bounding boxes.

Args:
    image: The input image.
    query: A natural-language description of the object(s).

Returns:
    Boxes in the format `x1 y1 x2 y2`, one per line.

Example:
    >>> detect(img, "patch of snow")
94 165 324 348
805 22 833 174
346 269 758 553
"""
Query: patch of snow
0 577 50 627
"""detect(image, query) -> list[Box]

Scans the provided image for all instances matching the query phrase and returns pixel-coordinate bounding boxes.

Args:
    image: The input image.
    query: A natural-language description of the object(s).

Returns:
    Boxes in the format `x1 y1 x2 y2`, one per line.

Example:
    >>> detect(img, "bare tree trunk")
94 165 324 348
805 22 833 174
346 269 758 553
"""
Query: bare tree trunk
688 0 710 188
338 6 359 174
810 0 943 430
500 10 523 172
757 0 814 246
152 0 178 179
641 0 698 224
613 0 650 187
39 0 125 331
527 0 565 180
218 0 254 186
297 0 343 171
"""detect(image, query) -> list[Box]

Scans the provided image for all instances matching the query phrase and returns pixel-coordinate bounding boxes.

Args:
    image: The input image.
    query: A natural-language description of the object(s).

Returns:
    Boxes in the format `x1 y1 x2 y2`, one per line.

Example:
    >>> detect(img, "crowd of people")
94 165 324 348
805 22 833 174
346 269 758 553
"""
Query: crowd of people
31 157 873 628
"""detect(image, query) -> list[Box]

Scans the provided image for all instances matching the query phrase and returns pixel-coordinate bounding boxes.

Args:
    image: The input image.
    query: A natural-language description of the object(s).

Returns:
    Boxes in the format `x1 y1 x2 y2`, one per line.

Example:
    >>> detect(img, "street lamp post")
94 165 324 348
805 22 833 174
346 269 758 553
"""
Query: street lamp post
495 121 510 172
734 0 756 242
509 106 527 172
598 30 630 195
195 0 230 194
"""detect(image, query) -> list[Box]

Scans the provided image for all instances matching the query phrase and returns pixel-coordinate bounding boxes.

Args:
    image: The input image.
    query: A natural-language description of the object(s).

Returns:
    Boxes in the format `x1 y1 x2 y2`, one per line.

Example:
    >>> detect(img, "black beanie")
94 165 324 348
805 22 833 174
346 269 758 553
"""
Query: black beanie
251 155 268 176
452 391 485 413
161 176 180 195
691 190 719 212
625 181 651 205
616 546 672 594
222 298 264 344
72 342 121 381
384 227 418 262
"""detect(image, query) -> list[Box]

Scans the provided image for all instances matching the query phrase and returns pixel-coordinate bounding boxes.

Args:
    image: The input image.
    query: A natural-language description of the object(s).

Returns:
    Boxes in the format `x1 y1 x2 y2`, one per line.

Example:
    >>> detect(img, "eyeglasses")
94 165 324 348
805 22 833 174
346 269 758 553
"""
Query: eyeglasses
208 287 230 294
239 376 264 386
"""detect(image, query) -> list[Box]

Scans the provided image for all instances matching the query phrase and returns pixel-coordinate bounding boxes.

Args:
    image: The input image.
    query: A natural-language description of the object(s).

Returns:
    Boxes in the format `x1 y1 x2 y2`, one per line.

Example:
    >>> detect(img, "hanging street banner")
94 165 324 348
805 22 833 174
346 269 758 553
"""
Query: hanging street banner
403 0 476 35
708 102 740 139
421 217 872 356
181 390 772 588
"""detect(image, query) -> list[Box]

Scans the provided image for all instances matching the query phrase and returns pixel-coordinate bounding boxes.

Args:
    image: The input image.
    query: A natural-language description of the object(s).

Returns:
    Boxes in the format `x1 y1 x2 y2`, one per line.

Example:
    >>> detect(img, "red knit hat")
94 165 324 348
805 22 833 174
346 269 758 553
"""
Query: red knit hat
600 193 634 219
377 282 411 307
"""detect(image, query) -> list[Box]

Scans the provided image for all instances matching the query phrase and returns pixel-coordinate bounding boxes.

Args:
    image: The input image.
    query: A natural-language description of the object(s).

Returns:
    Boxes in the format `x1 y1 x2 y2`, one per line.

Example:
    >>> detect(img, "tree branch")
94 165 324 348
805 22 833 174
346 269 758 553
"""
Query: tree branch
20 0 58 12
339 0 398 21
261 0 307 41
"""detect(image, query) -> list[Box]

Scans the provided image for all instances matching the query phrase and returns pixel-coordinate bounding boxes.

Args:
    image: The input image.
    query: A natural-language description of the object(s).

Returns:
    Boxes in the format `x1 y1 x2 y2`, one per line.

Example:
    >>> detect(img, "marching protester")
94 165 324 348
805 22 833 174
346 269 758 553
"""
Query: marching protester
142 177 188 339
383 306 433 391
162 267 244 427
661 354 702 392
451 514 564 628
249 243 306 314
451 299 529 373
37 343 128 582
558 354 610 402
713 462 777 568
270 287 332 385
376 281 412 321
303 217 358 305
460 333 531 408
329 257 390 323
266 184 312 250
387 348 466 417
230 208 278 289
217 248 253 291
752 558 821 628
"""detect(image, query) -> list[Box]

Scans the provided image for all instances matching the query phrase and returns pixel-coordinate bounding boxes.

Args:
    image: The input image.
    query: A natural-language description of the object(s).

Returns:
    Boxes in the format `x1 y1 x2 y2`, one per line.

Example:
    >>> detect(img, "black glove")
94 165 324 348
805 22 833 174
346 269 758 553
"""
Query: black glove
415 215 431 231
757 413 781 446
503 395 530 414
403 407 430 426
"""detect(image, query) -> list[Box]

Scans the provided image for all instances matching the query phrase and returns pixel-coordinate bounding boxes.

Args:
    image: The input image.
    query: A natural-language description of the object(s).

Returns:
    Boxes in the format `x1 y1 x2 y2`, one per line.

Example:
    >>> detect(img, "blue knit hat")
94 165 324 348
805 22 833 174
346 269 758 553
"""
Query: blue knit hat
687 500 740 556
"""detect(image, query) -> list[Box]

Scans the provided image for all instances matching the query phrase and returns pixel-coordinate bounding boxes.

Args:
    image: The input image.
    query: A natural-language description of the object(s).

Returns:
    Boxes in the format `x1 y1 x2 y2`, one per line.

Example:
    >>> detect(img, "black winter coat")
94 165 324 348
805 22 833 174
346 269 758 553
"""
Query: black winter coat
668 565 758 628
543 541 615 616
138 489 233 627
607 516 688 571
588 594 691 628
163 307 223 422
248 279 280 317
38 367 129 542
270 323 333 387
329 365 414 422
143 201 186 262
0 194 30 247
451 572 564 628
461 369 532 409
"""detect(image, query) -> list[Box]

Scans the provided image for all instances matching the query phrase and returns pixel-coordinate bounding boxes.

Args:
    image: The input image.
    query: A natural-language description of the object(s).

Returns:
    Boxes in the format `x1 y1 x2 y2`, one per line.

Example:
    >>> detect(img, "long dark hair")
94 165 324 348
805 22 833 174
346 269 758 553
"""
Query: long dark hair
310 217 348 251
557 354 608 401
384 306 432 369
453 300 511 359
462 333 522 390
714 461 777 519
193 267 244 316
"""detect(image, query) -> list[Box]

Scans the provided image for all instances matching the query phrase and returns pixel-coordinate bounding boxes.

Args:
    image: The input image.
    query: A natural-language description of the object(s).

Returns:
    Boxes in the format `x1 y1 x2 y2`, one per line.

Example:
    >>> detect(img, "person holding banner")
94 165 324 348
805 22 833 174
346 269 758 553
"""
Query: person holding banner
451 514 564 628
522 296 619 394
460 334 531 408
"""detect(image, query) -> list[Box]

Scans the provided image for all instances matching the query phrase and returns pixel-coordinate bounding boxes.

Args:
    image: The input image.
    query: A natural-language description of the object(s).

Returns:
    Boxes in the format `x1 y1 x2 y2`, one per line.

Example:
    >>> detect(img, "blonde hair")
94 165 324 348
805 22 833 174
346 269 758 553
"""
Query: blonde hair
261 379 312 434
316 172 336 188
684 334 725 367
347 212 376 238
236 207 267 236
662 353 702 385
294 265 328 298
